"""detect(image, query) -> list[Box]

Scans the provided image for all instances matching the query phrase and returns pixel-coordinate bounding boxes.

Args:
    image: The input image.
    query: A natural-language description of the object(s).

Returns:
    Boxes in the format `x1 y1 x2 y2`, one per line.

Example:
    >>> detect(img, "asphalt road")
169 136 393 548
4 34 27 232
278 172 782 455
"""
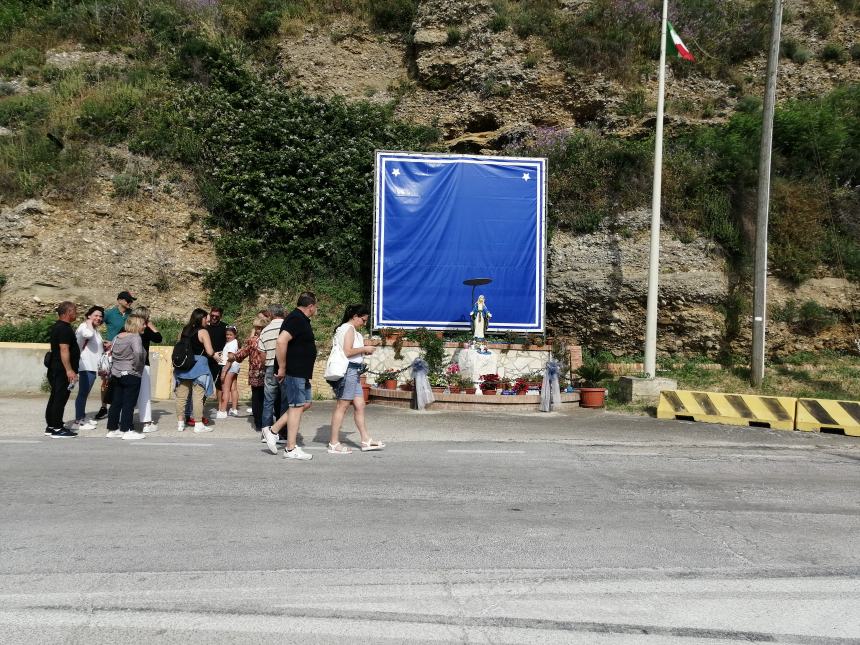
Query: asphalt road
1 398 859 644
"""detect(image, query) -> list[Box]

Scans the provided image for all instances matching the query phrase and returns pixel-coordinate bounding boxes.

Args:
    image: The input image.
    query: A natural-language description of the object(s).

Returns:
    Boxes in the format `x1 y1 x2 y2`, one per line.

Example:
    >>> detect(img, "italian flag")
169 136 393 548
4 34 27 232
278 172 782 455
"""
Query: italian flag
667 22 695 62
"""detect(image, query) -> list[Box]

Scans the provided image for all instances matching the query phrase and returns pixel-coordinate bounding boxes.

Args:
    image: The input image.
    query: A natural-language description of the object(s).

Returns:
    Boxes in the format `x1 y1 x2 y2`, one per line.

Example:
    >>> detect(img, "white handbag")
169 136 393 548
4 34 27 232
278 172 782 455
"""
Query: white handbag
324 343 349 381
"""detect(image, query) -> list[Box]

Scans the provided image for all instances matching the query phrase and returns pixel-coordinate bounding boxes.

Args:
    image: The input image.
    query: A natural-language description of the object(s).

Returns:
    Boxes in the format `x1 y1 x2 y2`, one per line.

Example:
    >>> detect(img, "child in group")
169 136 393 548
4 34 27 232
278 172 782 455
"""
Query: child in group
216 325 241 419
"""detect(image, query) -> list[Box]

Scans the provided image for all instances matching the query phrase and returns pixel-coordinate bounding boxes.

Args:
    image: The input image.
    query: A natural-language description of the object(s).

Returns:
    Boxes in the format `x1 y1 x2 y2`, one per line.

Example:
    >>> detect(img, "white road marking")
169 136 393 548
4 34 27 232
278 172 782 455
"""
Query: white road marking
0 440 42 444
447 449 526 454
130 442 213 447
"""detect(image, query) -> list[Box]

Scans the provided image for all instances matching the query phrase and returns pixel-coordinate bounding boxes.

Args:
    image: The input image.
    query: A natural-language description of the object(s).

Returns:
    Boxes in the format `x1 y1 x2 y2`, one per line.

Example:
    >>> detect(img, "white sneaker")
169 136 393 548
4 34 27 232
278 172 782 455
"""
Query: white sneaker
122 431 145 441
193 422 213 433
105 430 122 438
177 420 185 432
75 419 97 431
215 411 228 419
142 423 158 433
246 407 253 414
261 426 278 455
228 409 239 417
284 446 312 461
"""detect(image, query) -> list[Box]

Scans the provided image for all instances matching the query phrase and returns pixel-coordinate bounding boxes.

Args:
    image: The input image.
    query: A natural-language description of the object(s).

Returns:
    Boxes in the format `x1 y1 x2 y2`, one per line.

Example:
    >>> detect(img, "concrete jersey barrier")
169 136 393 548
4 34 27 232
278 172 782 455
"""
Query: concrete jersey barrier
657 389 797 431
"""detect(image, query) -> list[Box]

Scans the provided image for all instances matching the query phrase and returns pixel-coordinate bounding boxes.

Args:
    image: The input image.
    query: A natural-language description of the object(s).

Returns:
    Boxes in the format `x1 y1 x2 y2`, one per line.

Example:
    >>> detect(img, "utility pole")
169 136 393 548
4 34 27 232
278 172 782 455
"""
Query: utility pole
751 0 783 387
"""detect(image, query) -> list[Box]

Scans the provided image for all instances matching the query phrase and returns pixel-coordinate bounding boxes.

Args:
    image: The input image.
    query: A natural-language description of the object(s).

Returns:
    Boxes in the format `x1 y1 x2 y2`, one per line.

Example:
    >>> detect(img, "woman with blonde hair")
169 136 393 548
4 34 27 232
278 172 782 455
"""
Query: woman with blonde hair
131 305 162 433
106 314 148 441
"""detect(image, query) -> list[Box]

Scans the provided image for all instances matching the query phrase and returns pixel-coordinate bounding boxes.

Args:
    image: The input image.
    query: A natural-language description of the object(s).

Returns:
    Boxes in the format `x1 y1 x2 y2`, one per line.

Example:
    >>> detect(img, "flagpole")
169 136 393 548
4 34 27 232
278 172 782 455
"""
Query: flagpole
644 0 669 379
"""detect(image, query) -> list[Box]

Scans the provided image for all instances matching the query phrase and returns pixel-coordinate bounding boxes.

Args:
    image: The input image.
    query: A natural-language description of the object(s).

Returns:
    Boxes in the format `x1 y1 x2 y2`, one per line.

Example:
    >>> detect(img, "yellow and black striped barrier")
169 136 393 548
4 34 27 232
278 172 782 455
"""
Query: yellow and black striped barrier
795 398 860 436
657 390 796 431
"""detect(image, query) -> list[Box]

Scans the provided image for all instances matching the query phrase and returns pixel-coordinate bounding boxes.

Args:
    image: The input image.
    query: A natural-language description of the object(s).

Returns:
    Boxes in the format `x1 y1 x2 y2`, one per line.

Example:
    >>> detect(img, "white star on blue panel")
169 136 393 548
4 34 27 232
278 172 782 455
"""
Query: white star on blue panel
392 168 401 177
522 172 530 181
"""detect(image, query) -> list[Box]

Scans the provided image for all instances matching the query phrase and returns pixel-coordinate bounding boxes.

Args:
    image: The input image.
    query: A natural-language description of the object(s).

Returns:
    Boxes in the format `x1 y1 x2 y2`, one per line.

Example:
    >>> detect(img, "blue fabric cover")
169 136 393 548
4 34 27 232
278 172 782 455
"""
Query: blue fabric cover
374 152 546 332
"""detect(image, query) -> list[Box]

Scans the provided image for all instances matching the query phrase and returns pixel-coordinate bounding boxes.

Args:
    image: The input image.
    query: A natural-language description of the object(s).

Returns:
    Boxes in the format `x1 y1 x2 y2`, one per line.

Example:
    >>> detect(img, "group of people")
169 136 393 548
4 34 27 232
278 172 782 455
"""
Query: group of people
45 291 162 439
44 291 386 459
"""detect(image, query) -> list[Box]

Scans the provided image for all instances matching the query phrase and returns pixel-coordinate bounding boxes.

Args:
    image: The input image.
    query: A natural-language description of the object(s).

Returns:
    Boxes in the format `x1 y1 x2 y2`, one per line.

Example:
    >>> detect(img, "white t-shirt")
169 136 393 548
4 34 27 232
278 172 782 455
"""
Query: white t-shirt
221 339 239 366
75 322 104 372
334 323 364 364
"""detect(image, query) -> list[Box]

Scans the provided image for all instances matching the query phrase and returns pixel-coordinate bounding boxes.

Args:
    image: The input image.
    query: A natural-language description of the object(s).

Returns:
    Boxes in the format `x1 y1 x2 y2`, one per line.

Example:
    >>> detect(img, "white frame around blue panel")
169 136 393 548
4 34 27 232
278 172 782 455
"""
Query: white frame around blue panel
372 150 547 332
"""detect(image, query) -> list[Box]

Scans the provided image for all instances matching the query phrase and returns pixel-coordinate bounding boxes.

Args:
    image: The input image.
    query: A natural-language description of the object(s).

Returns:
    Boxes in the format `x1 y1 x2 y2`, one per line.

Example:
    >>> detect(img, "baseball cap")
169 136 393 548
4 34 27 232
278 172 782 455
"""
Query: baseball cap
117 290 136 303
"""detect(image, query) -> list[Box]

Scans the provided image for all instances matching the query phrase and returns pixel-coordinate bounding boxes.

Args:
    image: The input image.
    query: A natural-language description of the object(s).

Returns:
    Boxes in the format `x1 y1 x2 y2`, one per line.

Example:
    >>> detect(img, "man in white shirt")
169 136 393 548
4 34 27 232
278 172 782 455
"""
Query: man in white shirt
257 304 286 433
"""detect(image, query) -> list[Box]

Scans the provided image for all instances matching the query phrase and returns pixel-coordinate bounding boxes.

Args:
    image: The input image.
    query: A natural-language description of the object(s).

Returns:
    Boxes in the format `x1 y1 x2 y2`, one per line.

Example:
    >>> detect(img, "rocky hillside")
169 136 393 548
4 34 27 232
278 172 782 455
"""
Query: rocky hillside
0 0 858 357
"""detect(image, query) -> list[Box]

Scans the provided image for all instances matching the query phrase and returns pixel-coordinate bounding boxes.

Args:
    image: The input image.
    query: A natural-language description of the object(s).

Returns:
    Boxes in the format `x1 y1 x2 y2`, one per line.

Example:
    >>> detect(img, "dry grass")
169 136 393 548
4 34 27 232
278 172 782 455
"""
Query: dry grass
606 352 860 415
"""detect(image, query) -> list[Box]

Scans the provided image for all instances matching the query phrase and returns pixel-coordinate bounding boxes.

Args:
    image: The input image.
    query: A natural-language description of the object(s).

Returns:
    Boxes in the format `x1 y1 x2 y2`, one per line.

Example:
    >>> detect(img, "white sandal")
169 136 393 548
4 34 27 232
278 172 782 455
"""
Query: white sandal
328 442 352 454
360 439 385 452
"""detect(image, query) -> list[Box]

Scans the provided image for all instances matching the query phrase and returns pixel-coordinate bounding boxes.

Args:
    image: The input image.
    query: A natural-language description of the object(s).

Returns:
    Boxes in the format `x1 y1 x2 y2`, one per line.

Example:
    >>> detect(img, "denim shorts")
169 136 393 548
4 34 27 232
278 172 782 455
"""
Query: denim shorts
284 376 312 407
330 364 363 401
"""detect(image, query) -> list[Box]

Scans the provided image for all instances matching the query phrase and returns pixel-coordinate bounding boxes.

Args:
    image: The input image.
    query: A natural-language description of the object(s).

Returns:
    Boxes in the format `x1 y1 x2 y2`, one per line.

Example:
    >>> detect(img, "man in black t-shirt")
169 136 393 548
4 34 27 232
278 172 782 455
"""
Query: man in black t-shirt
207 306 227 393
262 292 318 460
45 301 80 438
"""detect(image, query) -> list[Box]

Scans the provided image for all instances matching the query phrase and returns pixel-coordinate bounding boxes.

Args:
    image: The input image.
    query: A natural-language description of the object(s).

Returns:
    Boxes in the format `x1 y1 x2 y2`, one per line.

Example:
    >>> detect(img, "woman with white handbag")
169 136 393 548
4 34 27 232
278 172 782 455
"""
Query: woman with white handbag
325 304 384 454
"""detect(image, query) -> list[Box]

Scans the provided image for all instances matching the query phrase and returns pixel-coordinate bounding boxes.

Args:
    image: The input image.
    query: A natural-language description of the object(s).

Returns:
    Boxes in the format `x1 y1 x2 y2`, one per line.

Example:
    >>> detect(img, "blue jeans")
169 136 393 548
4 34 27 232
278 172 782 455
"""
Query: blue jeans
262 366 288 428
75 370 98 420
106 375 142 432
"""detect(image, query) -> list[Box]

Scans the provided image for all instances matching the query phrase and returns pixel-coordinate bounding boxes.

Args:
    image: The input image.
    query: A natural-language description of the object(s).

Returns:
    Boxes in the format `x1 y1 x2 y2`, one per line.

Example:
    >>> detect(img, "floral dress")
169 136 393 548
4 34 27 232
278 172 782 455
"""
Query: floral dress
232 333 265 387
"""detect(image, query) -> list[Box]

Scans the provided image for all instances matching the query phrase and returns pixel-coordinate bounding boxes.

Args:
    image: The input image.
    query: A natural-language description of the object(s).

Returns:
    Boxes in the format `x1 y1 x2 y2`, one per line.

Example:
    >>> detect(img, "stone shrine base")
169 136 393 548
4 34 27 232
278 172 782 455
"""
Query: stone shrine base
369 387 581 412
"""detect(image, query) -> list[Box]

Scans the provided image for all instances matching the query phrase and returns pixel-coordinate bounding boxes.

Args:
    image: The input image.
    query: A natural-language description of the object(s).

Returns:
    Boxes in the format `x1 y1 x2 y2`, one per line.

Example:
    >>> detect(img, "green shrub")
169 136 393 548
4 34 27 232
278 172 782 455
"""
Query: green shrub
780 37 799 59
770 299 799 324
77 82 144 142
489 13 509 33
798 301 836 335
0 315 55 342
618 89 647 116
0 273 6 289
820 42 847 63
0 130 93 199
112 172 140 198
370 0 418 32
791 47 812 64
0 93 50 127
736 95 761 113
0 47 43 75
804 6 834 37
523 52 539 69
446 26 461 46
851 43 860 61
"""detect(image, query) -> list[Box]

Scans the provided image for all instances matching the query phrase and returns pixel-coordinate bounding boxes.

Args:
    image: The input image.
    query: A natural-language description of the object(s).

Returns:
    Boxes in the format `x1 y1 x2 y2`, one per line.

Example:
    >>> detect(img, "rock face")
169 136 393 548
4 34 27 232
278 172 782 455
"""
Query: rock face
548 209 730 355
547 208 860 357
0 150 216 323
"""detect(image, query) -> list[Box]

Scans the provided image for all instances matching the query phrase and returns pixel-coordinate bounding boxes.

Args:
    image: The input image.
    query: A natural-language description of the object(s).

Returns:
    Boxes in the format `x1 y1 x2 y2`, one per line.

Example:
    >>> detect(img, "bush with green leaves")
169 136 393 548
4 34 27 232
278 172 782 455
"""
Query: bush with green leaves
0 316 55 343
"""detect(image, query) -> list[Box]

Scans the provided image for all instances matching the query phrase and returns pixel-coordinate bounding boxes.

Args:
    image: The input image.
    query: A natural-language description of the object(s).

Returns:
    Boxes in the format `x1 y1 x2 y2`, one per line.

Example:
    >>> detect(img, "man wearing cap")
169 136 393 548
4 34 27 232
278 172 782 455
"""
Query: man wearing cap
95 291 135 420
105 291 136 342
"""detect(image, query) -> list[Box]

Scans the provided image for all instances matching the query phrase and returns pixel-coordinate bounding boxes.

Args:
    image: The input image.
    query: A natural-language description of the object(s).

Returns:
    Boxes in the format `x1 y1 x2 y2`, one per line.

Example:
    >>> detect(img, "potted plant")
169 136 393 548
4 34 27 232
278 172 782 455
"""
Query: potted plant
513 377 530 395
461 376 476 394
445 364 462 393
575 359 611 408
428 371 447 393
480 373 500 395
375 369 400 390
399 378 414 392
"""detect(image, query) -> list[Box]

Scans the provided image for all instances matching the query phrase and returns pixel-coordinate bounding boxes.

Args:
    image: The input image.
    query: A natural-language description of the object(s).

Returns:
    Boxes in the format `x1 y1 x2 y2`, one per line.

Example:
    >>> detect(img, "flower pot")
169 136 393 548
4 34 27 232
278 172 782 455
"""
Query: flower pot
383 379 397 390
399 383 413 392
516 389 527 396
431 386 445 394
465 387 477 394
579 387 607 408
448 385 461 394
482 389 496 396
361 383 370 404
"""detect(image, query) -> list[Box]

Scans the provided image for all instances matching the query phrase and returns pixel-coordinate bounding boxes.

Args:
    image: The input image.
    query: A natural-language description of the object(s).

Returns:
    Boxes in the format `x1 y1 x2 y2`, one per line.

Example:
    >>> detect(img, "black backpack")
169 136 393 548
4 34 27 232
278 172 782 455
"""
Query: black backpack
171 333 196 372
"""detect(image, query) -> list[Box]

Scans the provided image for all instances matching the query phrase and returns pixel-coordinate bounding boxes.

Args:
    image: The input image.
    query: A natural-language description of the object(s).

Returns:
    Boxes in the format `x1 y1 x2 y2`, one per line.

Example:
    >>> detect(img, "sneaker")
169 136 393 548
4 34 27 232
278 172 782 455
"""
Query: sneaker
202 417 212 425
94 407 108 420
261 426 278 454
74 419 97 431
51 428 78 438
177 420 185 432
186 416 194 426
284 446 312 461
215 411 228 419
228 409 239 417
105 429 122 438
246 407 253 414
122 431 145 441
44 426 55 436
142 423 158 433
193 423 213 433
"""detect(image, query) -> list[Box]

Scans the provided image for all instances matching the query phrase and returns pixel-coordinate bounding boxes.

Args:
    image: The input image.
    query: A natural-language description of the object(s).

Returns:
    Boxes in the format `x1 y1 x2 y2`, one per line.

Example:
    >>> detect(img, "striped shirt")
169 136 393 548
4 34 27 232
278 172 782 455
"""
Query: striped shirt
257 318 284 367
